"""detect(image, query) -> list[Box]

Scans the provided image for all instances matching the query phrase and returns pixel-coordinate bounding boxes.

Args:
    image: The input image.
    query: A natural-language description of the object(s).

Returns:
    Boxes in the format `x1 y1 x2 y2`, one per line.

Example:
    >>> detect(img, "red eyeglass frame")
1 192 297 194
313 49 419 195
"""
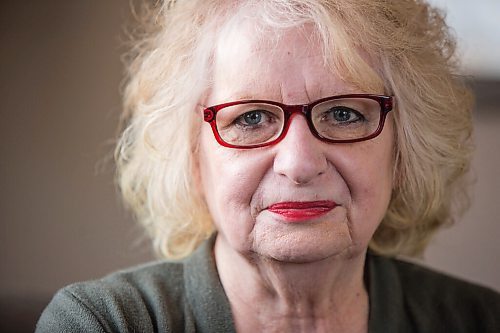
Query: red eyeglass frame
203 94 394 149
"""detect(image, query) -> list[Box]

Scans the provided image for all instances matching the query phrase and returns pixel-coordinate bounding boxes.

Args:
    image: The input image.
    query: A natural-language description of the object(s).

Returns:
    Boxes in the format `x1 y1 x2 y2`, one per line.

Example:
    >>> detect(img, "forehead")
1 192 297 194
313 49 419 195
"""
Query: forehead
210 23 334 102
208 18 383 105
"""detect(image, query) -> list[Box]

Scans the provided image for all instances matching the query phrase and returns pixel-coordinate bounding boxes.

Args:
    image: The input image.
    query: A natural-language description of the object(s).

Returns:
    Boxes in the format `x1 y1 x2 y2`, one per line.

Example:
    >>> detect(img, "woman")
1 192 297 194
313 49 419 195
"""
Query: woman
37 0 500 332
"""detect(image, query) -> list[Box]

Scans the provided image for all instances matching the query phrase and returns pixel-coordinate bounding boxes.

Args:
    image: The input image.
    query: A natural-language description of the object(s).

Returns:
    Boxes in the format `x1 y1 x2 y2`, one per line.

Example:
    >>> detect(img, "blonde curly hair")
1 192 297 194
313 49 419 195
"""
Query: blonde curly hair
116 0 473 258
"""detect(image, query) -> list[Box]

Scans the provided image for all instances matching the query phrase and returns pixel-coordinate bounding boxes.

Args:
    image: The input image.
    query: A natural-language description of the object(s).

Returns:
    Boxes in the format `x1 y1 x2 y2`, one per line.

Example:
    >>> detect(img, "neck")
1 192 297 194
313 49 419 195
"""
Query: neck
214 236 369 333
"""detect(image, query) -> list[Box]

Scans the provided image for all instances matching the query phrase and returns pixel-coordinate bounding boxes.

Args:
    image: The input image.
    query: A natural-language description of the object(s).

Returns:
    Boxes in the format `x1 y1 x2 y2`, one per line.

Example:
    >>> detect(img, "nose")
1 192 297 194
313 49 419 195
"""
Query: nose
273 113 328 185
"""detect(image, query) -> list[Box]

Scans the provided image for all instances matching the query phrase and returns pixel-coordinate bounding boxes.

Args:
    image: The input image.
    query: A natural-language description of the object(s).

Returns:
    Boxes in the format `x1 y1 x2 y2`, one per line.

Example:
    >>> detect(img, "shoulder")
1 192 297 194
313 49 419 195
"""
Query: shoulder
392 257 499 301
369 253 500 332
36 260 194 333
36 235 236 333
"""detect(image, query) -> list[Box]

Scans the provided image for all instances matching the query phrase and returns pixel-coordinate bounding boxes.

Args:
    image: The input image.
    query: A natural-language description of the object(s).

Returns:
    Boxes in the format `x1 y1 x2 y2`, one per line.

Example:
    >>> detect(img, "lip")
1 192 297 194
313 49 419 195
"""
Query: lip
267 200 337 222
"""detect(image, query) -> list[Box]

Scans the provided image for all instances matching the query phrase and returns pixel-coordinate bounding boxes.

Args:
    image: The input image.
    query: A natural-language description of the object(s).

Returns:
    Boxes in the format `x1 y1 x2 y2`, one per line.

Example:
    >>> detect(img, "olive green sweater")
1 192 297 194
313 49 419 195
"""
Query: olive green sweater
36 236 500 332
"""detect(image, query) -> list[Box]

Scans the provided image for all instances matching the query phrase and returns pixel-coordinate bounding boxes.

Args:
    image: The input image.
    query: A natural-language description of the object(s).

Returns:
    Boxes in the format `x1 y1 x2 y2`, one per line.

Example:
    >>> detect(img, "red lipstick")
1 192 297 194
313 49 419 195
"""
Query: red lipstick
267 200 337 222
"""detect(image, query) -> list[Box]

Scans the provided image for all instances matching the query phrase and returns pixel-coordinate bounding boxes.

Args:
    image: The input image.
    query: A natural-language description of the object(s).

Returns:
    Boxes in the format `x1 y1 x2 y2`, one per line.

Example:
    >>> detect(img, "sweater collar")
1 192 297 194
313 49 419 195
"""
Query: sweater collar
184 234 236 333
367 252 412 332
185 235 409 332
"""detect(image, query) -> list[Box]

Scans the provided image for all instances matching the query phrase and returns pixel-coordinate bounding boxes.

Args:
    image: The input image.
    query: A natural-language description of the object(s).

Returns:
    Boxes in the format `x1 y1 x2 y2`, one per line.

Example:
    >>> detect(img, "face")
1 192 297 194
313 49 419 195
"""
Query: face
197 23 394 263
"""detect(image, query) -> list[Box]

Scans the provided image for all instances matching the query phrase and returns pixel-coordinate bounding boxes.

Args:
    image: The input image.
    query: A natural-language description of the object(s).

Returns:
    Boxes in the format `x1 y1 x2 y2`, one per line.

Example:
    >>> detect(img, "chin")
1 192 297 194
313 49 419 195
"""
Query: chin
252 230 359 264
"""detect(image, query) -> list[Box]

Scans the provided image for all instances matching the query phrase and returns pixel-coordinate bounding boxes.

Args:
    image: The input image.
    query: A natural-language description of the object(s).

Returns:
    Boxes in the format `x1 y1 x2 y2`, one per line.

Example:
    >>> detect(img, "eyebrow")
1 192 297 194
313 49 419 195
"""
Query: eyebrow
222 89 272 101
231 94 259 101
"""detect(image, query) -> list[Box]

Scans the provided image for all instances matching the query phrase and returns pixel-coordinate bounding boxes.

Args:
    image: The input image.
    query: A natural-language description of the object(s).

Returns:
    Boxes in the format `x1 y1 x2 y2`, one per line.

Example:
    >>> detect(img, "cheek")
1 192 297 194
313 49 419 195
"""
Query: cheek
350 147 393 201
198 126 271 243
338 131 394 237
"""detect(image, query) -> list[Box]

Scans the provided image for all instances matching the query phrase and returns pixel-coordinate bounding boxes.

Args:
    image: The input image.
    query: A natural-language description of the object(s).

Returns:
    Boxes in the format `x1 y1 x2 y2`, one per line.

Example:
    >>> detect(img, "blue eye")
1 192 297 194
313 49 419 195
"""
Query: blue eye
242 111 263 125
328 106 362 123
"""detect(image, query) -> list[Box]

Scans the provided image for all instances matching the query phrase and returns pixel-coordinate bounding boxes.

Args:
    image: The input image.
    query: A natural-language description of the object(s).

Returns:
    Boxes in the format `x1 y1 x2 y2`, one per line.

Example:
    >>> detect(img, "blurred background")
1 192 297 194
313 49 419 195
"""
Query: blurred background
1 1 499 332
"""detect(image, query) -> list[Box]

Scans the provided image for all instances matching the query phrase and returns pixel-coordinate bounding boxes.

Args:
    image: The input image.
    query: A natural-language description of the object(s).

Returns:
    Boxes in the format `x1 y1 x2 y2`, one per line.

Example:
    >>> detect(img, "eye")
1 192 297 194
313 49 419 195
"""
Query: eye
236 109 274 127
325 106 363 123
241 110 264 125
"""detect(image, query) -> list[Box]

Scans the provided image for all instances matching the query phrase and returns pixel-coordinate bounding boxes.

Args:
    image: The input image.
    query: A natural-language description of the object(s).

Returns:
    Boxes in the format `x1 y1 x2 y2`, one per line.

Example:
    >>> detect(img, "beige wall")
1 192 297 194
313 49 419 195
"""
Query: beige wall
1 2 499 331
424 110 500 290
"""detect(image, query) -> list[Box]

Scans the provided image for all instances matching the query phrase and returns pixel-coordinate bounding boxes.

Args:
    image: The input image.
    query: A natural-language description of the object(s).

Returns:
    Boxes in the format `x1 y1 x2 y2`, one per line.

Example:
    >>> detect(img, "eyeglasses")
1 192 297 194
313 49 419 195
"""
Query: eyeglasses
203 94 393 149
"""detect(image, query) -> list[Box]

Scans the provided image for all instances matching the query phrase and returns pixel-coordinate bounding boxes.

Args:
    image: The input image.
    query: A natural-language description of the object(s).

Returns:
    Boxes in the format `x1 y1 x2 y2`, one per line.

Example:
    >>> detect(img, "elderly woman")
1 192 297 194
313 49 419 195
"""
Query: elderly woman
37 0 499 332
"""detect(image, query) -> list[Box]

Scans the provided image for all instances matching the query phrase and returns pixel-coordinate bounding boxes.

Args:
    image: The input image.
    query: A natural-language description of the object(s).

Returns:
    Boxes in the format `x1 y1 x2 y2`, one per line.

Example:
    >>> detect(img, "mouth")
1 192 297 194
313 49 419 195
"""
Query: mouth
267 200 337 222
